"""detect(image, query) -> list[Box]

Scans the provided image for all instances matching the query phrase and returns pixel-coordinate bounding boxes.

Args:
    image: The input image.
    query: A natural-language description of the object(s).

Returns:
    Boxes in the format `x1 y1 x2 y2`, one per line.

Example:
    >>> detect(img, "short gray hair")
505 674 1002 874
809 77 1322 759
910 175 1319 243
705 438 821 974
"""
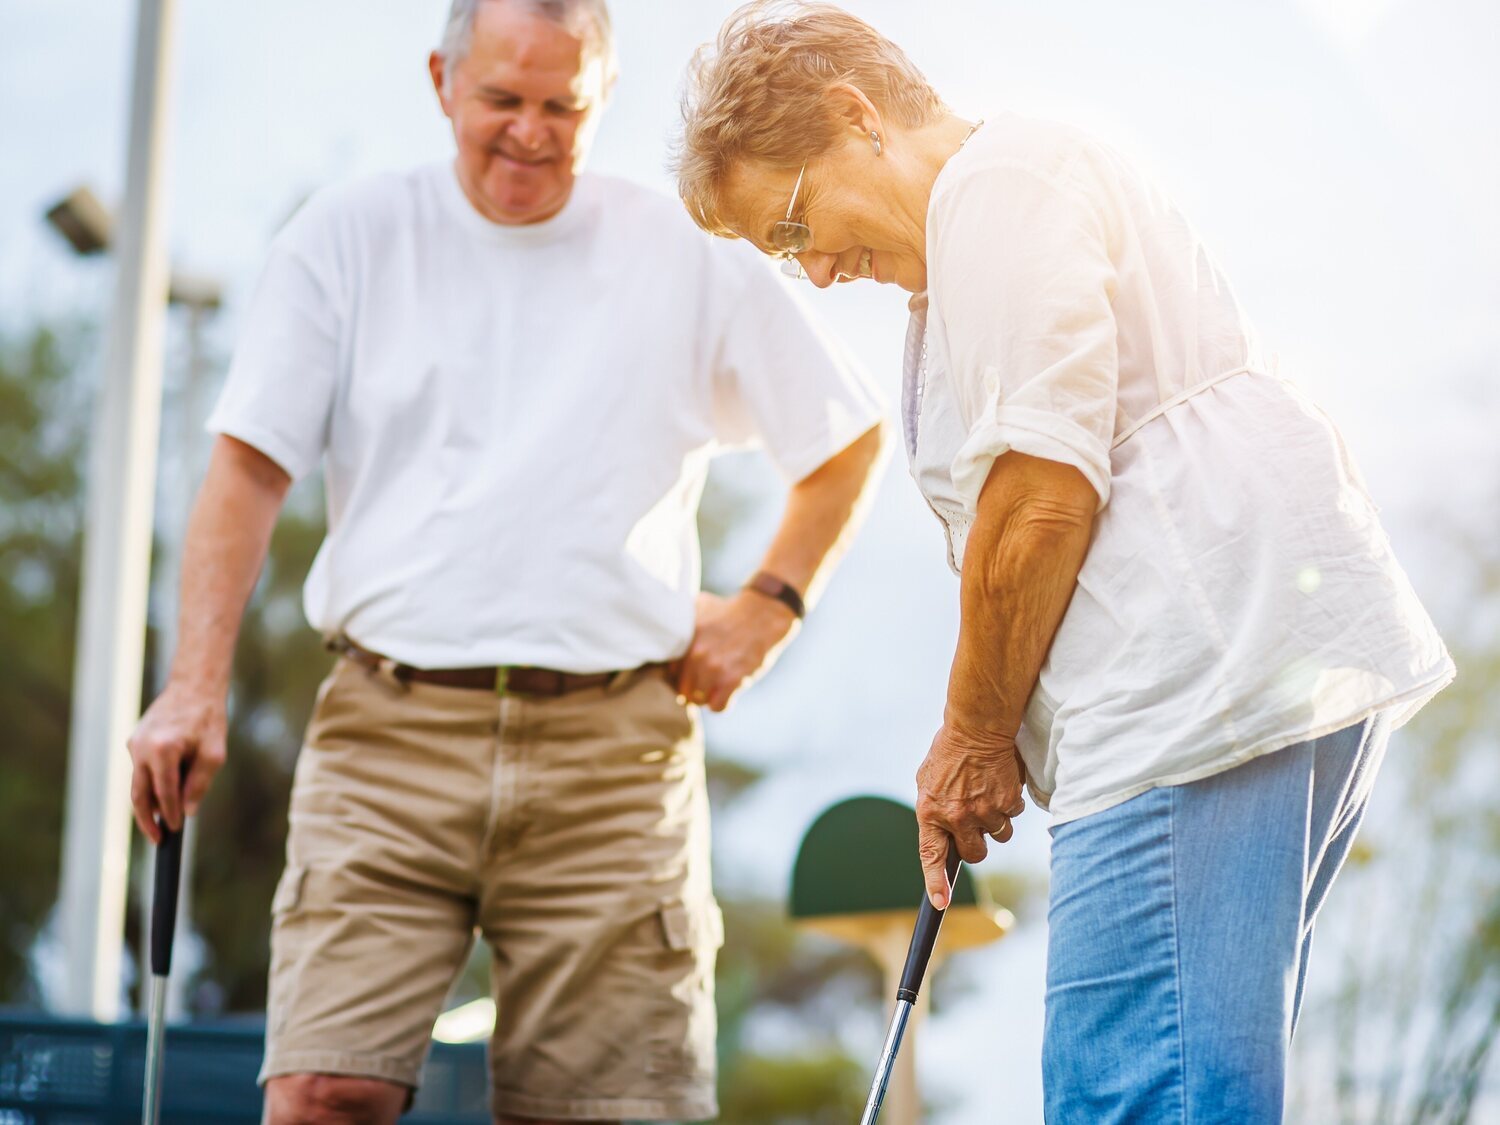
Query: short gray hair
438 0 619 95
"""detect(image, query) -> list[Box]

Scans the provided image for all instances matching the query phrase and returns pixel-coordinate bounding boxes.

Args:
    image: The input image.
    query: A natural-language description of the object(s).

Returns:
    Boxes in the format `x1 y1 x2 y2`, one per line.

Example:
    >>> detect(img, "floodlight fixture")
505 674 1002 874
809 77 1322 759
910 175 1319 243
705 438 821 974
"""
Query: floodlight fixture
45 186 114 256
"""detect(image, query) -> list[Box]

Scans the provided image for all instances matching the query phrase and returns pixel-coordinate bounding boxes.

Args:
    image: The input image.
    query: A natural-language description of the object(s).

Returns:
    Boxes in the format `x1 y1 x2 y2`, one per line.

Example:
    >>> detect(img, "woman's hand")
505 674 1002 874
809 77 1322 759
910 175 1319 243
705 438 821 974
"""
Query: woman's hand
915 722 1027 907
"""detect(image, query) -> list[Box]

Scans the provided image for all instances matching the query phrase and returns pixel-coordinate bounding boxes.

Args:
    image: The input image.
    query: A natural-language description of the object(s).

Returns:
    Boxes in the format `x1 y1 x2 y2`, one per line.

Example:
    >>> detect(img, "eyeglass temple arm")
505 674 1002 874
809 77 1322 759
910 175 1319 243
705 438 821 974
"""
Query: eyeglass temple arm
785 164 807 221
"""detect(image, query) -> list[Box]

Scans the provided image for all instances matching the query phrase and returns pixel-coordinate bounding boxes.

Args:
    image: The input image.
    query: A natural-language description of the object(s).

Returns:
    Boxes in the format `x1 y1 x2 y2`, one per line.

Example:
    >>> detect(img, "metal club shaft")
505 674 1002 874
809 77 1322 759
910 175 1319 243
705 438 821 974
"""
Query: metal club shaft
859 997 914 1125
141 818 183 1124
142 974 168 1123
857 842 961 1124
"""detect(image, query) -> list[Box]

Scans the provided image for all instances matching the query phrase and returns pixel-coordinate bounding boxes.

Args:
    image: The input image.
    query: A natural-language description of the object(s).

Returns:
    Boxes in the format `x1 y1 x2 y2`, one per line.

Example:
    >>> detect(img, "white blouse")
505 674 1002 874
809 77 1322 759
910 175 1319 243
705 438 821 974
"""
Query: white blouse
906 112 1453 824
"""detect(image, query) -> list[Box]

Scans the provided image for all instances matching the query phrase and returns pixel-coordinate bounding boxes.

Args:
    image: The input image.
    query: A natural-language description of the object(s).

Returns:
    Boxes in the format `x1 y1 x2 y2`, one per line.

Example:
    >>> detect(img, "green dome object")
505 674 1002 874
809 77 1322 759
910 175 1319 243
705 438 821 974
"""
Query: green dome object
790 796 983 919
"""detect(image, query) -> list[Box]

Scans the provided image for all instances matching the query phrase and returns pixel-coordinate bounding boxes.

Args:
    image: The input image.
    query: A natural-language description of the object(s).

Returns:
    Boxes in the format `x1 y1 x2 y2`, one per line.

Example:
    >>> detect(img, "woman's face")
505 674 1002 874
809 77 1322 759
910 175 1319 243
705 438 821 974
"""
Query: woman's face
720 147 930 292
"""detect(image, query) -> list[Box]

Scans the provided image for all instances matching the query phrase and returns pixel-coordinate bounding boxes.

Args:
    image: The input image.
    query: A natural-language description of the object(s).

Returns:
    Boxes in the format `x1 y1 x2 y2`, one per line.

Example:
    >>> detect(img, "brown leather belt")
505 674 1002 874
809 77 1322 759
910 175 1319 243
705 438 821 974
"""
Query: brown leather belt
327 635 679 697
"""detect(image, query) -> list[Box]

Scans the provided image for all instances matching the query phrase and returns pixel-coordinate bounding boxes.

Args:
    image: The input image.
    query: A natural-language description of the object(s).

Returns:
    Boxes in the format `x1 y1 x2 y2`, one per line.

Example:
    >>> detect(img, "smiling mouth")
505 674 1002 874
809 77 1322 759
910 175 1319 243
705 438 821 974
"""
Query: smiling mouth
835 248 875 283
494 149 552 167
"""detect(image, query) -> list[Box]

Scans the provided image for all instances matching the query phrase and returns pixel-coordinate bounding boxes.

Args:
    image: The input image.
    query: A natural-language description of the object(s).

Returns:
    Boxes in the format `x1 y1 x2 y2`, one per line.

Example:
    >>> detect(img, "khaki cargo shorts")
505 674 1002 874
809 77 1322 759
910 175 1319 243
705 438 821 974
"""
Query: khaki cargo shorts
260 655 722 1122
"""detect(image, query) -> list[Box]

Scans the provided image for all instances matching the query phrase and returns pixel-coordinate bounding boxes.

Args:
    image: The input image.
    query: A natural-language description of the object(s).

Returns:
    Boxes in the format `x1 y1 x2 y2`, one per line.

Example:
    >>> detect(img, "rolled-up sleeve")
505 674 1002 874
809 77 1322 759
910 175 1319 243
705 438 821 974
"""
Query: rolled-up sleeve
932 153 1119 510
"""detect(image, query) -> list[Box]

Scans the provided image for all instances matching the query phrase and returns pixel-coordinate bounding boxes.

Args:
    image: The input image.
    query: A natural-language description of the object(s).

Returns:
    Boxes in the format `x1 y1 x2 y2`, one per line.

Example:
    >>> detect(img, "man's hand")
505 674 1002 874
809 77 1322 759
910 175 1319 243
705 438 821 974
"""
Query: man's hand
127 683 228 843
676 590 799 712
915 723 1027 908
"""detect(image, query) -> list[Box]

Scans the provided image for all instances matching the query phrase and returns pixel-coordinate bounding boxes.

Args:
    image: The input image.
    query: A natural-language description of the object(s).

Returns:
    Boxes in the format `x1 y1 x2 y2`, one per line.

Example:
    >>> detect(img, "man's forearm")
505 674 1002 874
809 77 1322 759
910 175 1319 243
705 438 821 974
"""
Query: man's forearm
753 423 886 605
945 453 1097 739
167 436 291 697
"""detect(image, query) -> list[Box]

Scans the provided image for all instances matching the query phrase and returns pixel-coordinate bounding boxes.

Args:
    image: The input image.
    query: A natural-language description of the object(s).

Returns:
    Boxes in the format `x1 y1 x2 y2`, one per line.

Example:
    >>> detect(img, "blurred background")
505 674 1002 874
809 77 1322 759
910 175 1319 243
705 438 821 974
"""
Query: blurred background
1 0 1496 1120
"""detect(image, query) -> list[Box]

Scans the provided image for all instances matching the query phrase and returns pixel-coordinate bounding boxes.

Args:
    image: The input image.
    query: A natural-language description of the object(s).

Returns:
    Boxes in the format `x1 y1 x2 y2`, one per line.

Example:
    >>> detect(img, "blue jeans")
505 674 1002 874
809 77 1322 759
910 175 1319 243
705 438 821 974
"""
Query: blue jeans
1043 714 1391 1123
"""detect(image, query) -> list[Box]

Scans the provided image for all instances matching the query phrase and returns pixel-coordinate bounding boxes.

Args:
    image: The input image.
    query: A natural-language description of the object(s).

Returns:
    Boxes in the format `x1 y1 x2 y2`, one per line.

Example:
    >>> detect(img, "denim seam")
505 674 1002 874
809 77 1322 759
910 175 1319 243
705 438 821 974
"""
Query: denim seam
1167 785 1189 1125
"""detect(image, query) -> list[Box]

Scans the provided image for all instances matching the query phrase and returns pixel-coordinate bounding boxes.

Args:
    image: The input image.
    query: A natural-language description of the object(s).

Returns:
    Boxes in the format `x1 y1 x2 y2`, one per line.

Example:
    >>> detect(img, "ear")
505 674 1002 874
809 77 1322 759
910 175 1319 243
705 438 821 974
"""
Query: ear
429 50 454 117
825 82 884 145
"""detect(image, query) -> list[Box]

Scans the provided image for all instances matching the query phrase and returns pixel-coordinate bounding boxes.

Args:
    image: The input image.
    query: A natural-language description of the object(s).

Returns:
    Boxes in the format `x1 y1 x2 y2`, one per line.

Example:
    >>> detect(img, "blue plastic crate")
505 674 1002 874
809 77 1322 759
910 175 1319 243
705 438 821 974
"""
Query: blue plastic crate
0 1015 489 1123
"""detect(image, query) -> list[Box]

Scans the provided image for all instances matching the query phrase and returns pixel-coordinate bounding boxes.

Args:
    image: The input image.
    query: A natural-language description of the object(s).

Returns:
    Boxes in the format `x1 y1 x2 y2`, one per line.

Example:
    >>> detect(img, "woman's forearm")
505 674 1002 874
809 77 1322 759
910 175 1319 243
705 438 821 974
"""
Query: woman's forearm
945 452 1098 740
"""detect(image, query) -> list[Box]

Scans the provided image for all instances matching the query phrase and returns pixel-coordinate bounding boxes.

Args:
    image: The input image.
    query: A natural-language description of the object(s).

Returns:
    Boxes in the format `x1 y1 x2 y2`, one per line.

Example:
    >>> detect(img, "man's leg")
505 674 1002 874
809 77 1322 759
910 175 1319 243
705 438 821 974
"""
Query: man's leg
259 658 493 1117
1044 717 1384 1123
263 1073 408 1125
479 671 720 1124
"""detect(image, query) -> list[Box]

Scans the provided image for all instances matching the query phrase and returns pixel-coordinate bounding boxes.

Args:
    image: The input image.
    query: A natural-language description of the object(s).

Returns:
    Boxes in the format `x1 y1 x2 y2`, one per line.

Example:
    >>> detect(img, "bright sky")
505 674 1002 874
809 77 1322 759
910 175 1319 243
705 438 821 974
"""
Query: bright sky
3 0 1497 1118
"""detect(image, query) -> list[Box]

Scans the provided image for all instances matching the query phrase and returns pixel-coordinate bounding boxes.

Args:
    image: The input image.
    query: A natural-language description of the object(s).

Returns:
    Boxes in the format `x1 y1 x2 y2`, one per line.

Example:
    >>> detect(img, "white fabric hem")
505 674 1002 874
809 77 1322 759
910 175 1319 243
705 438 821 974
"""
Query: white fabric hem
771 411 886 484
205 417 316 482
1042 662 1455 826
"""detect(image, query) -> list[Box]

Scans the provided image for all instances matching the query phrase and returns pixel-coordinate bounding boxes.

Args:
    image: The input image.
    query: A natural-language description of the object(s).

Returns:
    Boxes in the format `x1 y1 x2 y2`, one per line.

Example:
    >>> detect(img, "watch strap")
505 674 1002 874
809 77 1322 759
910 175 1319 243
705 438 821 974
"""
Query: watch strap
744 570 806 619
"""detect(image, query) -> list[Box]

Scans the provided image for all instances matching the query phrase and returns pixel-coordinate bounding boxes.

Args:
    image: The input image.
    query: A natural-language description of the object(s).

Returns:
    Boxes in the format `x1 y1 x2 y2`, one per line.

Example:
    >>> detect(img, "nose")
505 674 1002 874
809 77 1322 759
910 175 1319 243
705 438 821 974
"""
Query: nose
795 251 838 289
506 111 549 153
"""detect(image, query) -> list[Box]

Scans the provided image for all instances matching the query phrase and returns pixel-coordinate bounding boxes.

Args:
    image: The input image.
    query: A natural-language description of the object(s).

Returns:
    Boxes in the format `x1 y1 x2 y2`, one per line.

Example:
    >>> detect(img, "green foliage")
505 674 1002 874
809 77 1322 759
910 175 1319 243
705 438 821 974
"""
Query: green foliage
716 1050 868 1124
0 324 89 1003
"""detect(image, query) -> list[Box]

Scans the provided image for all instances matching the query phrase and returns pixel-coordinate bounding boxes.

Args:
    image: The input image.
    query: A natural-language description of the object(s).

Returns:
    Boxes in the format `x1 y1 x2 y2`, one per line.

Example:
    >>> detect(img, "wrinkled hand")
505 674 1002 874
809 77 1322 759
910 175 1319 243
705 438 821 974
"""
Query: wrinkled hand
677 590 799 712
915 723 1027 907
126 682 228 843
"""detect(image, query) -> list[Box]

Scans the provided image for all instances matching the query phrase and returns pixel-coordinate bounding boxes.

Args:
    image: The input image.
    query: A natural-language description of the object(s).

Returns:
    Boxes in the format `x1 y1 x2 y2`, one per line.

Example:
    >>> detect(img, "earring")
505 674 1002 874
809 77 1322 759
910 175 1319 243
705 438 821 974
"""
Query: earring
870 130 882 156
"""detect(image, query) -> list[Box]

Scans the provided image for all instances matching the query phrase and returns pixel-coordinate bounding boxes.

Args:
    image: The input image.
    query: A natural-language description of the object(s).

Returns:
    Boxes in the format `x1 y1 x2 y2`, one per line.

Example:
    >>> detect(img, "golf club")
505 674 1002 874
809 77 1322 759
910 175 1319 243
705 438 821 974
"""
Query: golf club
142 816 184 1125
858 840 961 1125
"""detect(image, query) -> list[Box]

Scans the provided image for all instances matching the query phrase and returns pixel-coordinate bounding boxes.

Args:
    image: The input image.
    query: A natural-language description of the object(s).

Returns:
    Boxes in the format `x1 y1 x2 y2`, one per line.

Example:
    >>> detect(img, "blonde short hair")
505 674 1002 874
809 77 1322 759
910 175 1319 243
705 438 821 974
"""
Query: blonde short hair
674 1 947 236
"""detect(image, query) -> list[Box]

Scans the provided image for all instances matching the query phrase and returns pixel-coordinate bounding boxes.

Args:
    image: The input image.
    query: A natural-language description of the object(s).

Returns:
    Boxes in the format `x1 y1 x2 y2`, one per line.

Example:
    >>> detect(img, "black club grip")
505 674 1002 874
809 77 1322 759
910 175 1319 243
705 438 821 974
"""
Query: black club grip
149 823 184 977
896 842 961 1003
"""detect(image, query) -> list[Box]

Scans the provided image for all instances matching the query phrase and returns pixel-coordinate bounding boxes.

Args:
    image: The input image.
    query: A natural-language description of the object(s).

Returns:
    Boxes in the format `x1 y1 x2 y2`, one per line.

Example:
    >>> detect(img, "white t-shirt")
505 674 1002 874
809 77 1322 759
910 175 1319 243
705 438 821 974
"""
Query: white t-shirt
209 162 883 671
906 112 1453 823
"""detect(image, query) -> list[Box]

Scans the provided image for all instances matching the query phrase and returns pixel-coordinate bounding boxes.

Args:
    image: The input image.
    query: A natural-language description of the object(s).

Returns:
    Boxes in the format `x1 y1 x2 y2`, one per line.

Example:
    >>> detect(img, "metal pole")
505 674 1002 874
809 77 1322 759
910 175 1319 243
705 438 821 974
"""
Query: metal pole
56 0 178 1020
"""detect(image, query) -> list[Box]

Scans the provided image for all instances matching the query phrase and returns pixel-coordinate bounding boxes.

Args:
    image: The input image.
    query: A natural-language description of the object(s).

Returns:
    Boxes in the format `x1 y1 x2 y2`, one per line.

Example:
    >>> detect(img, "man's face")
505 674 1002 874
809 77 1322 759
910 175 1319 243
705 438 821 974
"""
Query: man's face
430 1 606 225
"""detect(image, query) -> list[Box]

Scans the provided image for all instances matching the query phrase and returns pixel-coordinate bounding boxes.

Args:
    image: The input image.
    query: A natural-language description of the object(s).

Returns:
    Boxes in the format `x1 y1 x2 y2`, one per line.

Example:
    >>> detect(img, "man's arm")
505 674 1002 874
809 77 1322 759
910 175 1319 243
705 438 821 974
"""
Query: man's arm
127 435 291 842
915 451 1097 906
678 421 887 711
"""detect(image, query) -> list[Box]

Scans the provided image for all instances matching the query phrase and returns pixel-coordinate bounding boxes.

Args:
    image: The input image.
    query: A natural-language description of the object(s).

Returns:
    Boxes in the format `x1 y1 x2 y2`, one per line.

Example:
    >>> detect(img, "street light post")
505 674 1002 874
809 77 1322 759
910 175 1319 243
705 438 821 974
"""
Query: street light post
48 195 224 1024
55 0 179 1021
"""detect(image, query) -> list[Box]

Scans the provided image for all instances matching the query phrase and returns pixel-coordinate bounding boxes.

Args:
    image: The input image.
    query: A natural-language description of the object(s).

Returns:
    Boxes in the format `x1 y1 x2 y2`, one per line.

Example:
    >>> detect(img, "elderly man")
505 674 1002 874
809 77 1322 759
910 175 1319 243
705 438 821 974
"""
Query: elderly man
124 1 885 1121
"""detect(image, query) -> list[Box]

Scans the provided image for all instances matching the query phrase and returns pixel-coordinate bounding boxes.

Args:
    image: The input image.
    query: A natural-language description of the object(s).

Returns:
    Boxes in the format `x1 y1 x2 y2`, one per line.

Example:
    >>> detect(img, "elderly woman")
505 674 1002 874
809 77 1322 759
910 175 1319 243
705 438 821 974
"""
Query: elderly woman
676 3 1453 1120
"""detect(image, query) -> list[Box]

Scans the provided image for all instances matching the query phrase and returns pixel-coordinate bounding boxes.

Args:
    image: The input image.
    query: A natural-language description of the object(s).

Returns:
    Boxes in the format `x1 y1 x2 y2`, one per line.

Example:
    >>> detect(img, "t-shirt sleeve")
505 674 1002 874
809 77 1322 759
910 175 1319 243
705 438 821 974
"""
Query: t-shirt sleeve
933 151 1119 510
710 251 886 482
205 203 344 482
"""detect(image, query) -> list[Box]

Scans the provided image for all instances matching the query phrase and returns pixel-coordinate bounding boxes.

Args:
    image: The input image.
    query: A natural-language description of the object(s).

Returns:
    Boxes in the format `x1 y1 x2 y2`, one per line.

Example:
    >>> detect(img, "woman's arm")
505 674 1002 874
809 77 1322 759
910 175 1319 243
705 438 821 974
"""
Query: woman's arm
916 449 1097 907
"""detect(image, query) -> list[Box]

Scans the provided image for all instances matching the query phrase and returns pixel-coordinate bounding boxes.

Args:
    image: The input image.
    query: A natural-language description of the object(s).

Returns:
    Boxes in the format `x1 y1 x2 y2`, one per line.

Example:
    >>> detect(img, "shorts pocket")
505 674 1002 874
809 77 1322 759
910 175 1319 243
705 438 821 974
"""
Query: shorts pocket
658 895 724 952
648 896 723 1082
270 864 307 916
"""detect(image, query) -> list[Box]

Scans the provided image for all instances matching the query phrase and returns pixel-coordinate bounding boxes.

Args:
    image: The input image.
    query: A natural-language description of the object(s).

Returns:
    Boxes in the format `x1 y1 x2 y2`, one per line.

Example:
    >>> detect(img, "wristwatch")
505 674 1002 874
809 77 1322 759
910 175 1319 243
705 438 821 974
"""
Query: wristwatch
744 570 806 620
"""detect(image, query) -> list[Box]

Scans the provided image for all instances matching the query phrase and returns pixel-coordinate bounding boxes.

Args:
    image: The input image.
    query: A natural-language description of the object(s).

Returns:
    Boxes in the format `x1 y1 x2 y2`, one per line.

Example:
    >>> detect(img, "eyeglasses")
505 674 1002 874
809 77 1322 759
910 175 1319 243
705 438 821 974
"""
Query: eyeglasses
770 164 811 278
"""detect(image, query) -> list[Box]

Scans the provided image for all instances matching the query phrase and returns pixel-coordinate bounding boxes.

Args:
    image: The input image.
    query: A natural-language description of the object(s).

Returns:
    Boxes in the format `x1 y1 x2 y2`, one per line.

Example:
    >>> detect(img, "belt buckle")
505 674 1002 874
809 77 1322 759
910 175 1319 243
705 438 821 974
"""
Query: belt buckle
494 666 510 697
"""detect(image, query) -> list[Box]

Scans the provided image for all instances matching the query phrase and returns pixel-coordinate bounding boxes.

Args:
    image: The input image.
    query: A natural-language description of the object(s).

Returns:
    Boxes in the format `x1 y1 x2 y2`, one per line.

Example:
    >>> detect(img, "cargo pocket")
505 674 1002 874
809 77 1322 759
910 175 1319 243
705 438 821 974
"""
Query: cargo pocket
657 895 724 953
648 896 723 1081
271 864 307 917
266 864 308 1036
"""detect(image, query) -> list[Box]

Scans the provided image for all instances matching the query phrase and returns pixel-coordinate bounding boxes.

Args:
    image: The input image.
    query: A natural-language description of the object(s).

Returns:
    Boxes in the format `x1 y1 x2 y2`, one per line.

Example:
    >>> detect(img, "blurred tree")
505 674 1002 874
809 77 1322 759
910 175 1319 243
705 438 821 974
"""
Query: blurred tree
0 318 330 1011
1289 514 1500 1122
0 323 89 1004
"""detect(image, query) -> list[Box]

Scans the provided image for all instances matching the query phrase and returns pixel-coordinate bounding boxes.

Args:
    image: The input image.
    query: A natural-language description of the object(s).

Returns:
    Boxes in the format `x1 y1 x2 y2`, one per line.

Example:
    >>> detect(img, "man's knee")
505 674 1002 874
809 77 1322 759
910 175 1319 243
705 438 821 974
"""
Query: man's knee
264 1073 409 1125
